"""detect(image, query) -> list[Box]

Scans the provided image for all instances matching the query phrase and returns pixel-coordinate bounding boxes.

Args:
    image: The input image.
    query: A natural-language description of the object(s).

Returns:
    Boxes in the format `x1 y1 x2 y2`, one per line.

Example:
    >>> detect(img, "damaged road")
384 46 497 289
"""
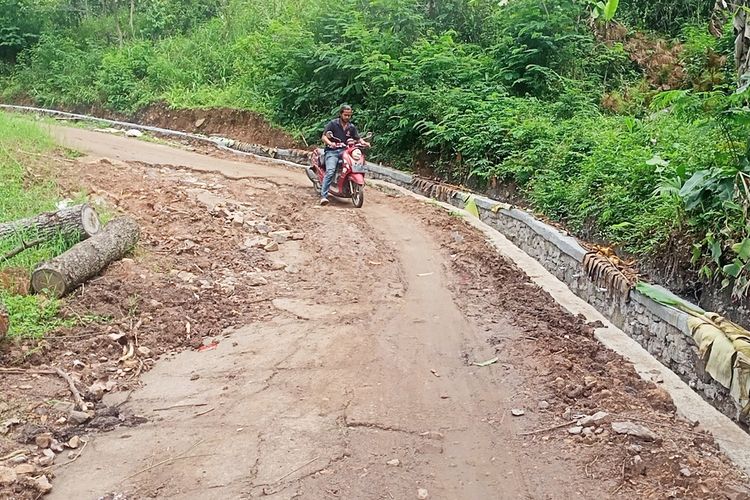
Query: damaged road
1 126 748 499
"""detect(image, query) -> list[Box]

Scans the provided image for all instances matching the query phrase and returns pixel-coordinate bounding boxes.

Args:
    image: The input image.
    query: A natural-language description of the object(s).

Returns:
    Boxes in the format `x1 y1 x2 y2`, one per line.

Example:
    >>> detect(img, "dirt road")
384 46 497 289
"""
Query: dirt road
16 127 744 498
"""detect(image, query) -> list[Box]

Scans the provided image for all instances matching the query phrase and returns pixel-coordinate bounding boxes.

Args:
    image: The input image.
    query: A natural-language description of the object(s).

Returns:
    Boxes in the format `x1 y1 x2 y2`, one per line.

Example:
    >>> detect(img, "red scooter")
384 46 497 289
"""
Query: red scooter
306 131 371 208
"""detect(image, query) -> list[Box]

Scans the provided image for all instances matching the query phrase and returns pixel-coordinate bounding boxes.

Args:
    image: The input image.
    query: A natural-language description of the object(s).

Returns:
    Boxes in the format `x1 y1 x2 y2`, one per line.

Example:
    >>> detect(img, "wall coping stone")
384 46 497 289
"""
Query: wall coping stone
364 161 700 335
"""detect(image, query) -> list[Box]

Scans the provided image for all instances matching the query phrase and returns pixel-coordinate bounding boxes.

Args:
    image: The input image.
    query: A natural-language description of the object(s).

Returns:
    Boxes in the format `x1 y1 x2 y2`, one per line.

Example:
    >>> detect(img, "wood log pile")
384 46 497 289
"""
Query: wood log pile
32 217 140 298
0 204 101 243
0 204 140 339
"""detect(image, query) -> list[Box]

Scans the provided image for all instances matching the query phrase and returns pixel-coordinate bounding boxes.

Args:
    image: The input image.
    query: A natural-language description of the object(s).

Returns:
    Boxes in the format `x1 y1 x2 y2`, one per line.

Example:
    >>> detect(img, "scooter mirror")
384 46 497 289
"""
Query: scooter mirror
364 132 373 140
325 131 334 138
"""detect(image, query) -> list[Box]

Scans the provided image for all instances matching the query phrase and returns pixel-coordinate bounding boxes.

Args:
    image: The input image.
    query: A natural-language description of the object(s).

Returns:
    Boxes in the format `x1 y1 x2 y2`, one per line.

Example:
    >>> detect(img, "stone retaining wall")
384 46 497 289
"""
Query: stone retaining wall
363 161 740 422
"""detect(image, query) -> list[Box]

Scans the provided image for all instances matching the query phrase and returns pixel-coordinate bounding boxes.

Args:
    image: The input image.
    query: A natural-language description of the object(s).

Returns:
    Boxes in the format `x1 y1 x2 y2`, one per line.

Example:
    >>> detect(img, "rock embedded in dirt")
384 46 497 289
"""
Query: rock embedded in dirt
577 411 609 427
0 417 21 435
38 449 56 466
264 241 279 252
9 455 28 464
255 222 271 235
387 459 401 466
568 426 583 435
626 444 643 453
611 421 659 442
0 466 17 485
69 410 92 425
417 488 429 499
35 433 53 449
268 230 291 243
88 379 116 401
248 273 268 286
538 400 550 410
631 455 646 476
510 408 525 416
125 129 143 138
67 436 81 449
34 474 53 494
725 486 750 500
231 213 245 226
14 463 36 475
176 271 197 283
680 467 692 477
290 232 306 241
269 260 287 270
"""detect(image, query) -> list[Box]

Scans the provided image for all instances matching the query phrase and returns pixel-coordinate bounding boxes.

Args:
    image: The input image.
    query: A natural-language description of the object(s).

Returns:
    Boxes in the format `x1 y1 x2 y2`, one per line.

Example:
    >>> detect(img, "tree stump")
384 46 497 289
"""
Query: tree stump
0 204 101 243
0 300 8 340
31 217 140 298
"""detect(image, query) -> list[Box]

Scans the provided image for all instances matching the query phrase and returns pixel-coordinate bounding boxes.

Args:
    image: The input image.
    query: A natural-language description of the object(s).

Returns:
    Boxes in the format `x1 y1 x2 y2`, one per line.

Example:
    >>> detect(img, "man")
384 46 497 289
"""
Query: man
319 105 369 206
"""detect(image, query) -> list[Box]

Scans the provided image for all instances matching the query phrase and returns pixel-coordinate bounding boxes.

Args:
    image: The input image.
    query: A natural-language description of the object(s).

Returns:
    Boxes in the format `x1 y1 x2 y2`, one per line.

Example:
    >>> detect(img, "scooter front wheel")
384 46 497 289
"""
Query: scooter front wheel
351 182 364 208
306 167 321 191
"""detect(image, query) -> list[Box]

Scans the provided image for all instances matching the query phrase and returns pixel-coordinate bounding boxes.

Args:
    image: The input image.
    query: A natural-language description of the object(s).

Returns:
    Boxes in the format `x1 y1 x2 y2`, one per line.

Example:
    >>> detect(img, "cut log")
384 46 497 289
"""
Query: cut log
0 204 101 243
31 217 140 298
0 300 8 340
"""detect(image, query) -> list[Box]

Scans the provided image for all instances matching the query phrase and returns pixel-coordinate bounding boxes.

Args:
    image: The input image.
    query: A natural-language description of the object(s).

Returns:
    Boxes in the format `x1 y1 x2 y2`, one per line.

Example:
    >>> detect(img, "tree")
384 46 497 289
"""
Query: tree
732 1 750 87
0 0 44 62
709 1 750 87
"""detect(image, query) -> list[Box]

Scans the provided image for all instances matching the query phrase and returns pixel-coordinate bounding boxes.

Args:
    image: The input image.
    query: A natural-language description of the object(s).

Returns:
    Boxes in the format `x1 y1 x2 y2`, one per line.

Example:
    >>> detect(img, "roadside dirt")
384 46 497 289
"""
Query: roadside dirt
0 127 748 499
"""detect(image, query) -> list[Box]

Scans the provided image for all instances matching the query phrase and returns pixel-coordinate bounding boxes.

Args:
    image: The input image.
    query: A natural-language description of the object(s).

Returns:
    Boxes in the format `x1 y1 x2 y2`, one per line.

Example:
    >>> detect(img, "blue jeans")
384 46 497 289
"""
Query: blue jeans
321 149 342 199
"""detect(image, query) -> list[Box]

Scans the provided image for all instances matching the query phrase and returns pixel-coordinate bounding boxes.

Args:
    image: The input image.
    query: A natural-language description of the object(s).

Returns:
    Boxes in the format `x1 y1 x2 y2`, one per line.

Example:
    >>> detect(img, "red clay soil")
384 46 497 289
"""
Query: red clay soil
132 103 302 149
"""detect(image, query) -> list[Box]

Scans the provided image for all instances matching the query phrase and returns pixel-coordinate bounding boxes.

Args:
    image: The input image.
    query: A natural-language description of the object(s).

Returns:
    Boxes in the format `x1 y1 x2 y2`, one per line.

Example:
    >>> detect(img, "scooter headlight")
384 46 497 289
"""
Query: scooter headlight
351 149 363 161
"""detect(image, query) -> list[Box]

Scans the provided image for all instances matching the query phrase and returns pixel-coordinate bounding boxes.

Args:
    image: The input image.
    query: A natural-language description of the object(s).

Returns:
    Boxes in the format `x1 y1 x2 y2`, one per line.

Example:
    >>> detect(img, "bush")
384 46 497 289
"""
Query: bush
5 0 748 289
619 0 714 34
97 42 156 113
13 34 102 108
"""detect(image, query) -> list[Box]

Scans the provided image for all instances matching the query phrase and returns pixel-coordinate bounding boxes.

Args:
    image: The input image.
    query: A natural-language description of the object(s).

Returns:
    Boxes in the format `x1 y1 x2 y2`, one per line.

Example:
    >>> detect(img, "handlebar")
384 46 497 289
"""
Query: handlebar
331 140 370 149
325 130 372 148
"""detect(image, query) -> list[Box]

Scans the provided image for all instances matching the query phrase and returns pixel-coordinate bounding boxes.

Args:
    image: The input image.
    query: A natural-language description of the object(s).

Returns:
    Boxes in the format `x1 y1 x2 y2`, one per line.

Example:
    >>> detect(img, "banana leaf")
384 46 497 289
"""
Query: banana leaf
634 281 705 316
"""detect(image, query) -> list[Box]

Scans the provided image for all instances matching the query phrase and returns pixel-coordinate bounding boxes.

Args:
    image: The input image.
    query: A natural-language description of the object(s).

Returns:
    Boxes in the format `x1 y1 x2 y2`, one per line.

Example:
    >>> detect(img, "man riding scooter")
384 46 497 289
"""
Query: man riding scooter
319 104 370 206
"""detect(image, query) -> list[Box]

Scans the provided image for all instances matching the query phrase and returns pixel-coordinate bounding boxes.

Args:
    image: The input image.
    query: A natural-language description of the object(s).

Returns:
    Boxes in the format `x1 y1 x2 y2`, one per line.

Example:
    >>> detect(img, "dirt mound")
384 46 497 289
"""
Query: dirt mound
132 103 301 149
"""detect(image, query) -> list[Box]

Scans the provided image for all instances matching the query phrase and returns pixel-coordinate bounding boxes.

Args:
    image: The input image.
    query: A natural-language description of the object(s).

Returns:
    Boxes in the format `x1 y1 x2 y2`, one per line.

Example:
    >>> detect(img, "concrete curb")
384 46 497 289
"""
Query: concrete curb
368 179 750 476
362 159 735 421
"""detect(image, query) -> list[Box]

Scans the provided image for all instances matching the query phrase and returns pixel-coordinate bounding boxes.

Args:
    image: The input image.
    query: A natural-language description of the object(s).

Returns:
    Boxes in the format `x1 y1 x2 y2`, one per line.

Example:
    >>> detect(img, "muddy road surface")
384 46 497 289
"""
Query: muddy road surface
5 127 745 499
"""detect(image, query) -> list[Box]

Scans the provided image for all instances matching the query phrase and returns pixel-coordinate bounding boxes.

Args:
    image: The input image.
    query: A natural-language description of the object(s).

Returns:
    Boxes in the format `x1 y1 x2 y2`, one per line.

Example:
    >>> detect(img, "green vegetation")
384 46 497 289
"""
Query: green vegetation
2 0 750 299
0 291 72 339
0 112 75 338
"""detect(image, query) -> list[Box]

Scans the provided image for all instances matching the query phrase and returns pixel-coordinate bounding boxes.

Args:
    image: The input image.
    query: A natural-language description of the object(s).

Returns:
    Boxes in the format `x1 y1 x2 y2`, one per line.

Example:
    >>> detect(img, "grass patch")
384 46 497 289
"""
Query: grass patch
0 291 71 339
0 112 60 223
0 111 81 339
